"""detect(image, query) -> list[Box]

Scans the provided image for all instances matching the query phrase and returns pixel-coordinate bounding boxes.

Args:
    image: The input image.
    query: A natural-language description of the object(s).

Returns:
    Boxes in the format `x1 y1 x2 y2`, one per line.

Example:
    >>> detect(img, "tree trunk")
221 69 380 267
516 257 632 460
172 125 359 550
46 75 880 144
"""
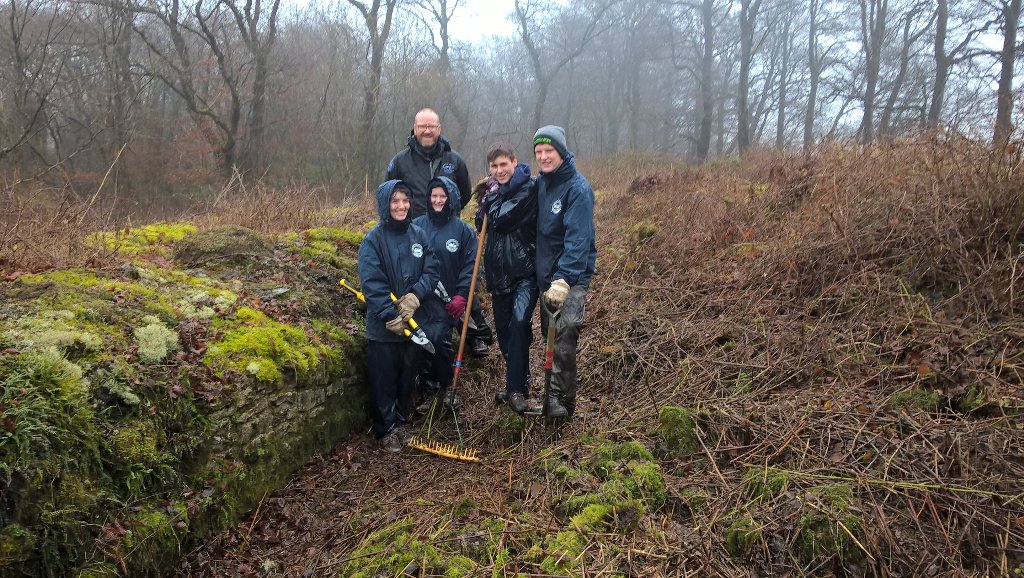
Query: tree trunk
776 18 791 149
859 0 888 146
803 0 819 150
737 0 761 154
993 0 1020 146
927 0 948 128
696 0 714 160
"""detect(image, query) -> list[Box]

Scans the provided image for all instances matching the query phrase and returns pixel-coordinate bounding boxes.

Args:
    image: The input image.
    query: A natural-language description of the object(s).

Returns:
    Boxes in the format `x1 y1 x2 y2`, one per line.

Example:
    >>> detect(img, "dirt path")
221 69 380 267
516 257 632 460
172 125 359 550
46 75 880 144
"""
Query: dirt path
173 343 613 578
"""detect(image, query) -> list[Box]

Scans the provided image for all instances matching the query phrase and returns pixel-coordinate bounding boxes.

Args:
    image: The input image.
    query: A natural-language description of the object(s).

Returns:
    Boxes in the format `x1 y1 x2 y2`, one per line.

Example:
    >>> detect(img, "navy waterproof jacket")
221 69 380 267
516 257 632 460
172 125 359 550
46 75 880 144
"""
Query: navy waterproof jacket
412 177 477 324
534 153 597 292
357 180 441 343
475 162 537 295
386 134 472 219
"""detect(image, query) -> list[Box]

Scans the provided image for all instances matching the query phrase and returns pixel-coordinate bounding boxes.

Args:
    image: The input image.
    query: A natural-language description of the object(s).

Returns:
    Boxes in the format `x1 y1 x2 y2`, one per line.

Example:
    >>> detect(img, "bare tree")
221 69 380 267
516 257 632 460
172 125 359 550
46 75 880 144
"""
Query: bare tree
514 0 618 129
992 0 1020 145
347 0 398 176
927 0 987 127
858 0 890 145
0 0 76 168
736 0 764 154
879 3 932 137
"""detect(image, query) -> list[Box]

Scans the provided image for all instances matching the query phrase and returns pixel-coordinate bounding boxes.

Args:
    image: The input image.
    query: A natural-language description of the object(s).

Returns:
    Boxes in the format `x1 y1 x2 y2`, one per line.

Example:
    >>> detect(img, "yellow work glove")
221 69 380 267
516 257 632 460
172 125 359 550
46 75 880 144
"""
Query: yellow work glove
385 316 406 336
396 292 420 321
544 279 570 308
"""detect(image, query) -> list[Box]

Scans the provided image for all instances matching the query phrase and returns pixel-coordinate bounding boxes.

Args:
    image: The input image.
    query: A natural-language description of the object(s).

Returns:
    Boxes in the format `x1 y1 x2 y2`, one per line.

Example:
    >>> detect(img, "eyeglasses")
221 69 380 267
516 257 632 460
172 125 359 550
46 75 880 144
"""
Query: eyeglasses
415 124 440 131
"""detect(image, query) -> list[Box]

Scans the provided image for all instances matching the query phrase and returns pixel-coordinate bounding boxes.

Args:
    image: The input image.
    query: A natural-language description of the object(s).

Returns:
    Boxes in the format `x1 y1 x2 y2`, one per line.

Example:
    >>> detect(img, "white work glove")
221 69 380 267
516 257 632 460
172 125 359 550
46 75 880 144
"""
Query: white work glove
544 279 570 308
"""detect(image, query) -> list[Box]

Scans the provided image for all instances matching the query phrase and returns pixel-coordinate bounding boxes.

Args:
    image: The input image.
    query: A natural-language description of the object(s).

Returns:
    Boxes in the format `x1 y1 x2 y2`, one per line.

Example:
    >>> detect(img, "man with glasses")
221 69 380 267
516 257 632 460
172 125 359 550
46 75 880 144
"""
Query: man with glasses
387 107 493 362
386 108 472 220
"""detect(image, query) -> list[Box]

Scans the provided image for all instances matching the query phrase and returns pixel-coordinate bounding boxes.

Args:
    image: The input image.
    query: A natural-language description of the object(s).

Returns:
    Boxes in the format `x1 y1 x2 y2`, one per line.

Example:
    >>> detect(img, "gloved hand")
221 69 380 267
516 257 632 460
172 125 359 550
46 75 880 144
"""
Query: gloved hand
445 295 467 318
385 316 406 336
473 177 490 202
544 279 570 308
396 292 419 321
479 178 500 210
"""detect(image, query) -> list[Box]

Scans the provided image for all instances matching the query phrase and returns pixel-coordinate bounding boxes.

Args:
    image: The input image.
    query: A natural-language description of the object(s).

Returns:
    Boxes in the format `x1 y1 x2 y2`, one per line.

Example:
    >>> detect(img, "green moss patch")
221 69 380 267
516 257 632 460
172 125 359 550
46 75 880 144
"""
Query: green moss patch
793 483 865 566
548 439 666 533
87 222 197 256
341 518 478 578
204 306 337 382
279 226 363 269
723 513 762 558
658 405 700 455
889 388 940 411
743 466 791 501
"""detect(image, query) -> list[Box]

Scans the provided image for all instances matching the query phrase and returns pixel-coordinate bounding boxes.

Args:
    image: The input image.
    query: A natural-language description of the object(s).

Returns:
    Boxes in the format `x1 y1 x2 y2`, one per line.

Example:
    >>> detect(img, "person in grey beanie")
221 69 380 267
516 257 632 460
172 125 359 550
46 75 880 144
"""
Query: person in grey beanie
532 125 596 419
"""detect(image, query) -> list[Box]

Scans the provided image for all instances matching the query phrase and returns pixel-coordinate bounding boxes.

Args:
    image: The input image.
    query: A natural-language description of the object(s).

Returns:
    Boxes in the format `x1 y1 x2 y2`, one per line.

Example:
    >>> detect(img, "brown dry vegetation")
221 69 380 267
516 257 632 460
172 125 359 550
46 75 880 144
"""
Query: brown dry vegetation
581 136 1024 574
165 135 1024 577
6 135 1022 576
0 177 371 274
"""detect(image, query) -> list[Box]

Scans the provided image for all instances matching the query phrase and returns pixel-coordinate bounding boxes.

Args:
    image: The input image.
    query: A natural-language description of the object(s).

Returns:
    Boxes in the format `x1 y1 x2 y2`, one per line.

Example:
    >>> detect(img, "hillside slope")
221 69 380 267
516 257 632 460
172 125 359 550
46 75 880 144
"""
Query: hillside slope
174 138 1023 577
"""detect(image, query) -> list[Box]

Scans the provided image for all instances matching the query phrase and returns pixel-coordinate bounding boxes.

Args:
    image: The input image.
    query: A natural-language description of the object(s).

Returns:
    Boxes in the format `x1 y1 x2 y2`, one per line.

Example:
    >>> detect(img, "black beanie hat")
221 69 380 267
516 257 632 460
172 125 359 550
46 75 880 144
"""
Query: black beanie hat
533 125 569 160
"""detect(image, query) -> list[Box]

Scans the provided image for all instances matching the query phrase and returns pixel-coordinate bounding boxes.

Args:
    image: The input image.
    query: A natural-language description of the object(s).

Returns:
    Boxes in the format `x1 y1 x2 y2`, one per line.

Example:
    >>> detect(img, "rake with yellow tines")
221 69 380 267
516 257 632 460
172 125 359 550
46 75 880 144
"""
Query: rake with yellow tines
406 212 490 463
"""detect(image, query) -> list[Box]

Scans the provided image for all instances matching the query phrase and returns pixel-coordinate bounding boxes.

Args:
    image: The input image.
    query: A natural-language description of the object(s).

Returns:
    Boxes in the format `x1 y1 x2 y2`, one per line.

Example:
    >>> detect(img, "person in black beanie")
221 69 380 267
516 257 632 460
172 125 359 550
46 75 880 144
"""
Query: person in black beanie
532 124 596 419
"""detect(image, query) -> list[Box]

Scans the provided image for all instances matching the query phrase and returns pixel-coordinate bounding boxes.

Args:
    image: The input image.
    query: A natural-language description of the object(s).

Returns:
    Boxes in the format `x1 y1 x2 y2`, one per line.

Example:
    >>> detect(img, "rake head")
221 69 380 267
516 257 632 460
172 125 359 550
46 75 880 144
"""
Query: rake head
408 436 480 462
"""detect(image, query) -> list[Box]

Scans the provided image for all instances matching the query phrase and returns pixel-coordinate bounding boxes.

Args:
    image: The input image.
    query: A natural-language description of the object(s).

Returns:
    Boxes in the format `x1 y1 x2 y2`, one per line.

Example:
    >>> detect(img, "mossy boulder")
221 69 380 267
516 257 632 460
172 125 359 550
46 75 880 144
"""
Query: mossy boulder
658 405 700 455
173 225 270 266
0 223 367 577
793 483 865 566
724 513 762 558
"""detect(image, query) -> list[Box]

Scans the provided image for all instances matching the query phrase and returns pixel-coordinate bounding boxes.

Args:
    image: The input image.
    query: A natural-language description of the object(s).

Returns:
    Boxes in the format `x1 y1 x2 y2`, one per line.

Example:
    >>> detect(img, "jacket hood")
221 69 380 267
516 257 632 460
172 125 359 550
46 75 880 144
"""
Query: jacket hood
426 176 460 222
542 152 577 184
503 162 532 193
375 179 411 229
407 132 453 159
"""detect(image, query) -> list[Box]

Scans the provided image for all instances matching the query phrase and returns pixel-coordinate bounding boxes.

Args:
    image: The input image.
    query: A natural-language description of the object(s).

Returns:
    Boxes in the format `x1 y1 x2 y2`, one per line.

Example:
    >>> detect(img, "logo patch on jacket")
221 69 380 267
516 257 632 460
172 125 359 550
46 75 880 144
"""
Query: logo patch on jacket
551 199 563 214
445 239 459 253
442 162 455 174
411 243 424 258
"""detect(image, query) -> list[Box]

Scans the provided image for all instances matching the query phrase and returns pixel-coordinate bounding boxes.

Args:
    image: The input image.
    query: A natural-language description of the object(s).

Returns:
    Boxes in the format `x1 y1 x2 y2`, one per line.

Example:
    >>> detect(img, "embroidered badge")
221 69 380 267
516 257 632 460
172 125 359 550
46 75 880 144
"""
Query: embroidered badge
551 199 563 214
445 239 459 253
442 162 455 174
411 243 423 258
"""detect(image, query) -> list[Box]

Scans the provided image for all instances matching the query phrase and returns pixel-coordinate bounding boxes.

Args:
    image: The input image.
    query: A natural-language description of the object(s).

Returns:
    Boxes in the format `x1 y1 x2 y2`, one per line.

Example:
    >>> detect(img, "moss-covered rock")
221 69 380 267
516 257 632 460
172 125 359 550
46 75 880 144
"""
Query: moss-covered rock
0 219 368 577
658 405 700 455
173 225 270 266
723 513 762 558
793 483 865 566
203 306 335 382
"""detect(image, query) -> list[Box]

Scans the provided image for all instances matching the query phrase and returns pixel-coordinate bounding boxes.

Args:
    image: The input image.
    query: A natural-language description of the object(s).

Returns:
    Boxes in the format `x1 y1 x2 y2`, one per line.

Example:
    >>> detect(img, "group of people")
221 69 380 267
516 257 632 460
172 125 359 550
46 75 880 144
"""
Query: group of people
356 108 597 453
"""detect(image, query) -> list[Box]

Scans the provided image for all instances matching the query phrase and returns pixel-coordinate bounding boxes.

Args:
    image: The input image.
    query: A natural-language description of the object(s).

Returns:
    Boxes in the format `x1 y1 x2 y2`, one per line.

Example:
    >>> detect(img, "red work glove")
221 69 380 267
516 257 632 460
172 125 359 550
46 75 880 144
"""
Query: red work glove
445 295 467 318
